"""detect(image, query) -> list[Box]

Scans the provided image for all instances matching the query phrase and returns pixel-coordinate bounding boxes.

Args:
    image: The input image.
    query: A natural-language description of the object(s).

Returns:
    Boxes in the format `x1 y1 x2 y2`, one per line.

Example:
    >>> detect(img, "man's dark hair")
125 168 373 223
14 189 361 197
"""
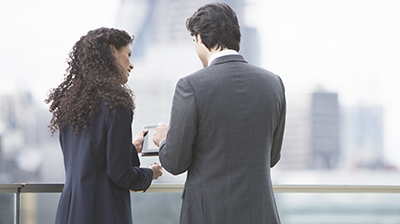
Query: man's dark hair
186 2 241 52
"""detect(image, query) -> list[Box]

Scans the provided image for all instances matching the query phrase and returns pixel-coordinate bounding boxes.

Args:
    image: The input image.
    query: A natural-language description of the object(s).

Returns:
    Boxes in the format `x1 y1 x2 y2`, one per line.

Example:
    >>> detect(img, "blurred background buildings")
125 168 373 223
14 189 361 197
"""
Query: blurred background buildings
0 0 398 185
2 1 400 223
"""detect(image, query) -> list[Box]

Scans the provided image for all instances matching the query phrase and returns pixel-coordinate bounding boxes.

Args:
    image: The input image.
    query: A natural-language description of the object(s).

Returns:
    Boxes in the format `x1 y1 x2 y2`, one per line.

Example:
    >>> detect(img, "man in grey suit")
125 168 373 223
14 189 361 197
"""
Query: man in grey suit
153 2 286 224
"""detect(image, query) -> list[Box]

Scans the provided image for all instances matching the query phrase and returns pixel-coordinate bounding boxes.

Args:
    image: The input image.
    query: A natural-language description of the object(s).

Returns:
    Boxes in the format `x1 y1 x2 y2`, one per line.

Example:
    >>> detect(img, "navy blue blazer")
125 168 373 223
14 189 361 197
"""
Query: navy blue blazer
55 100 153 224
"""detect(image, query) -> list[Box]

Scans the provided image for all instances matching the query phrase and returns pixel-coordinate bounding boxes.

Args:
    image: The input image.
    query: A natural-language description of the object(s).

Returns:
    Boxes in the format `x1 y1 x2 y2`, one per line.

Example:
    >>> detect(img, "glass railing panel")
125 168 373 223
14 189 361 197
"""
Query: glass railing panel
20 193 60 224
2 184 400 224
275 193 400 224
131 192 181 224
17 192 182 224
0 193 14 224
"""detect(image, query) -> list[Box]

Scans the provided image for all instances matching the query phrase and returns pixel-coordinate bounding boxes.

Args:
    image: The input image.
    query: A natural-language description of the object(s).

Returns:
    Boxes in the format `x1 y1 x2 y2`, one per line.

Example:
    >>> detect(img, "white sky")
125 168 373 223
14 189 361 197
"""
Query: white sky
0 0 120 97
1 0 399 167
246 0 400 167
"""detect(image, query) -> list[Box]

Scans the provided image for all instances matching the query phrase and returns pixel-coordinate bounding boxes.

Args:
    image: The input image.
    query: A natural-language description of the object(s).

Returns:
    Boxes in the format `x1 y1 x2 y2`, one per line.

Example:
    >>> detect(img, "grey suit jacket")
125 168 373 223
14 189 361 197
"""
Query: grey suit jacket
159 54 285 224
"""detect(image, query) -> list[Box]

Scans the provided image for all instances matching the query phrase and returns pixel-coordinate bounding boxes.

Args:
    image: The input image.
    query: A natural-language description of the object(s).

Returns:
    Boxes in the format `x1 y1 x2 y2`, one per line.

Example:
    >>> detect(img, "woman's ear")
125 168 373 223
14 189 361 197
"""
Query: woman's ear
109 44 117 55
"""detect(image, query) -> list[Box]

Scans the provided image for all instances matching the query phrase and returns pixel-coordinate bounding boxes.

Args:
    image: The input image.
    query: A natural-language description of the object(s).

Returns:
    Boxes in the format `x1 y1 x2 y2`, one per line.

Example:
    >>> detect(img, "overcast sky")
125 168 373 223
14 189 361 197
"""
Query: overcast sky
1 0 400 167
247 0 400 167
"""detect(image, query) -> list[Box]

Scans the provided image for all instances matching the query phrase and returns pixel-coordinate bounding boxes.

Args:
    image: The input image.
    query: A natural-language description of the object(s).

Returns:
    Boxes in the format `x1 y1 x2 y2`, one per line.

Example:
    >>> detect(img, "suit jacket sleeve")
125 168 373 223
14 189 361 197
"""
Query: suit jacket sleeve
159 78 197 175
270 76 286 167
132 144 141 167
105 105 153 191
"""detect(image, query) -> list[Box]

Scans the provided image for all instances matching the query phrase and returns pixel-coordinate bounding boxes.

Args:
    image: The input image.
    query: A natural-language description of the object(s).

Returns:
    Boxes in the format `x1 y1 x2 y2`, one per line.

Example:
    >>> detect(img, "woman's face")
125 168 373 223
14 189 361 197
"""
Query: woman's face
113 45 133 84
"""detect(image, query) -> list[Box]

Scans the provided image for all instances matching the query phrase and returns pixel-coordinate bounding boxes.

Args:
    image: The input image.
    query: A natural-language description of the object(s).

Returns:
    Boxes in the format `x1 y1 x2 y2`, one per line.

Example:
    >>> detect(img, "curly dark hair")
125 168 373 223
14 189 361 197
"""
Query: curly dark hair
186 2 241 52
45 27 135 135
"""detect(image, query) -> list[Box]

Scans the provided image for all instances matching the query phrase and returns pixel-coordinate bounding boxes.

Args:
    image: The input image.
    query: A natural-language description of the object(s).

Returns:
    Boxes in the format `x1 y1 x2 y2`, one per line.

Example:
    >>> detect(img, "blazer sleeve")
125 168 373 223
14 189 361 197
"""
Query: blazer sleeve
270 77 286 167
132 144 141 167
159 77 197 175
105 105 153 191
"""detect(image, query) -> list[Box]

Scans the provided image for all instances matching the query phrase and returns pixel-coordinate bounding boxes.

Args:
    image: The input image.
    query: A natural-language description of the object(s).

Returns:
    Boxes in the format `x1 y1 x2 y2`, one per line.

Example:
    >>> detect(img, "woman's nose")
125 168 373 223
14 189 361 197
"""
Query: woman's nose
129 63 134 70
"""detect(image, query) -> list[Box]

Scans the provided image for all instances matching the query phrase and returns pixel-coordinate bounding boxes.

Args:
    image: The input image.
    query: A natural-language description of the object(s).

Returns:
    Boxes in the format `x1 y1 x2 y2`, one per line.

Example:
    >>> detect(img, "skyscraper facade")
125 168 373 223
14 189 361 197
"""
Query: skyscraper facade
341 105 385 169
278 90 341 170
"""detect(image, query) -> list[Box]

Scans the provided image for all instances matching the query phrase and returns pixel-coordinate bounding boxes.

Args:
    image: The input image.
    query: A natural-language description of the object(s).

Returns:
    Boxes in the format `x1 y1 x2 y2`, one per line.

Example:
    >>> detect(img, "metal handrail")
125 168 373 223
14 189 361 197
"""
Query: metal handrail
148 183 400 193
1 183 400 224
2 183 400 193
272 184 400 193
0 184 24 193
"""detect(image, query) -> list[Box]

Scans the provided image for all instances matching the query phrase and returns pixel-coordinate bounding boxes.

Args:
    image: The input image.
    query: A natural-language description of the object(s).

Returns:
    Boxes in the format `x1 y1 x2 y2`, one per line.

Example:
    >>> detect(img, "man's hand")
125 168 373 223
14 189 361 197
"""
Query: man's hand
133 129 148 153
152 122 169 147
148 163 163 180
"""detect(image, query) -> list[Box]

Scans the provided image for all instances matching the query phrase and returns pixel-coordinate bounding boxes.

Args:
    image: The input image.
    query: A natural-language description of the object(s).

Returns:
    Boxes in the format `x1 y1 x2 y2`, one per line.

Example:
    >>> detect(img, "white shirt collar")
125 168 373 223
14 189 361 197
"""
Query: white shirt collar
208 49 238 66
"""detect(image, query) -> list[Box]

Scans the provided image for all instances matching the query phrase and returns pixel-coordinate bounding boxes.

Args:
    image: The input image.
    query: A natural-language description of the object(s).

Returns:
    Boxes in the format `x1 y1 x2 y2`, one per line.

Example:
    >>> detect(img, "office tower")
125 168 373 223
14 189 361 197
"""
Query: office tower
0 92 50 183
341 105 385 169
0 134 3 174
311 91 340 169
116 0 259 64
278 90 340 170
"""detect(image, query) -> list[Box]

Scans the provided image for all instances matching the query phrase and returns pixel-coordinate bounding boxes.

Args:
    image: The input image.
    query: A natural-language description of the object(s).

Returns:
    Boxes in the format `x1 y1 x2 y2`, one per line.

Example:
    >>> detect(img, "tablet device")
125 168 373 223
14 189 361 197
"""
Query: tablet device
141 125 159 156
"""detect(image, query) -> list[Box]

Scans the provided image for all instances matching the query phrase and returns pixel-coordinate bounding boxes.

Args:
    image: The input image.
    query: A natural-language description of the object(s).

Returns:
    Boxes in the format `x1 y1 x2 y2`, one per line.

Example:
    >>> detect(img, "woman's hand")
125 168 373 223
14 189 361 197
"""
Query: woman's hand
148 163 163 180
133 129 148 153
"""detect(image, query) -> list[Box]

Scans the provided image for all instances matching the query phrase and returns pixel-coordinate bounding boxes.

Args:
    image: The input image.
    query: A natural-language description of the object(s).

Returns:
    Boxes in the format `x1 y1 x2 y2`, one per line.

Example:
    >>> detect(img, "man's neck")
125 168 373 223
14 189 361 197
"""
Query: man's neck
207 48 238 67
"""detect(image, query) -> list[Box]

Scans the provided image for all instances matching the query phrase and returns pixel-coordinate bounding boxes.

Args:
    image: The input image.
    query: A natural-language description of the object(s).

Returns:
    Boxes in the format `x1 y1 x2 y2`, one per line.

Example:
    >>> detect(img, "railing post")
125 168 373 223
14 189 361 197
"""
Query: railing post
14 186 21 224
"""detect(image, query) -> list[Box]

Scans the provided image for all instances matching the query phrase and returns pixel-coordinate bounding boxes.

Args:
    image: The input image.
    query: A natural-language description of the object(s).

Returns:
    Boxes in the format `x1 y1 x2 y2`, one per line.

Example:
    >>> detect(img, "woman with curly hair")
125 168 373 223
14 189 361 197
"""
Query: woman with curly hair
46 27 163 224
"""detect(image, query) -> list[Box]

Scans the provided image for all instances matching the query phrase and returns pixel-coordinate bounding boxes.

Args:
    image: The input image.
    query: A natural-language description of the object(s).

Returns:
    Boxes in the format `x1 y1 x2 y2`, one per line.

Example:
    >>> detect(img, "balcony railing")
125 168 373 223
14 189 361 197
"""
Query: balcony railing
1 183 400 224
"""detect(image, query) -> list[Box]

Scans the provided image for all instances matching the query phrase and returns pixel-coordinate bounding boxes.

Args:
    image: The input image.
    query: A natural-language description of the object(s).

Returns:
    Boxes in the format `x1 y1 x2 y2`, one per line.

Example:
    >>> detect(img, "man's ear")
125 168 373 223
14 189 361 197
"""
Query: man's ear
196 34 203 44
109 44 116 55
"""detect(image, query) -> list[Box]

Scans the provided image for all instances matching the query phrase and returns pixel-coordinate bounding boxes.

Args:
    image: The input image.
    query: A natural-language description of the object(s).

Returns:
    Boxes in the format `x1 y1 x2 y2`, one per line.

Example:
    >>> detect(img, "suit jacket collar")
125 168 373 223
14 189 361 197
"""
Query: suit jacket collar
209 54 248 66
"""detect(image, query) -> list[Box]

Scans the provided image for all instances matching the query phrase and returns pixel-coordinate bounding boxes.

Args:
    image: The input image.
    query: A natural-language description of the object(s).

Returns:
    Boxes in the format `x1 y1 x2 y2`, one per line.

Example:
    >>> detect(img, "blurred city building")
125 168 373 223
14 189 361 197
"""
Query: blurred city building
279 88 388 170
278 89 341 170
0 0 395 186
117 0 260 64
341 105 385 169
1 1 399 223
0 91 58 183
